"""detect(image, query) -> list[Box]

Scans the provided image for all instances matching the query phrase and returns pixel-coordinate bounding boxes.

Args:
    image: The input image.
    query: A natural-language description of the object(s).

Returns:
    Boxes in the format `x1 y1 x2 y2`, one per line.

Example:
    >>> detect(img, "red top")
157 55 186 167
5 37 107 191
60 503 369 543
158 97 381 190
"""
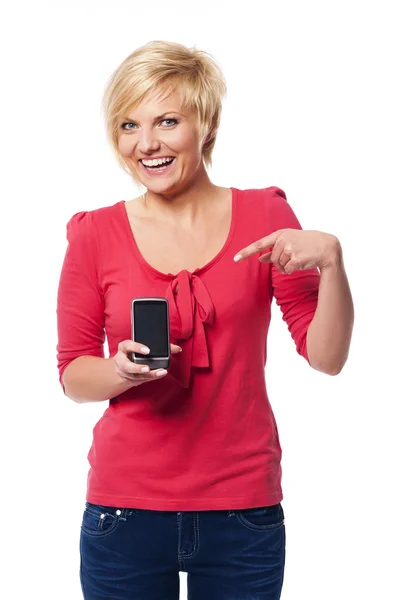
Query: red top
56 186 320 510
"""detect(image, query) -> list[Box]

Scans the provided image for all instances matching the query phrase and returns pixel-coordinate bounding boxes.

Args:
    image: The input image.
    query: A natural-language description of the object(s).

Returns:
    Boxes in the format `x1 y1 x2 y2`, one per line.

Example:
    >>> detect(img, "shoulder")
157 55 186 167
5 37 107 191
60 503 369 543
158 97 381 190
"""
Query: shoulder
65 201 122 242
239 185 303 230
240 185 287 200
238 185 288 212
238 185 287 205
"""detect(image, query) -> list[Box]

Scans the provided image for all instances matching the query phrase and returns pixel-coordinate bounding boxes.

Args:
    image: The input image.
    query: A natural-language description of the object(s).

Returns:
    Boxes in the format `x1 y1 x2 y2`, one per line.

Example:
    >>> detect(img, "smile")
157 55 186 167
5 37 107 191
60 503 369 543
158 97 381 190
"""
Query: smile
139 157 176 176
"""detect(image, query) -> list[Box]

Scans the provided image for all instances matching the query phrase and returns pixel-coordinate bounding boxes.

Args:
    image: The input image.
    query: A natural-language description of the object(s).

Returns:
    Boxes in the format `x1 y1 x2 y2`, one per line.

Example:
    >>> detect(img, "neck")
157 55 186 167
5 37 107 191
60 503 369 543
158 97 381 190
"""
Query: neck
141 168 219 227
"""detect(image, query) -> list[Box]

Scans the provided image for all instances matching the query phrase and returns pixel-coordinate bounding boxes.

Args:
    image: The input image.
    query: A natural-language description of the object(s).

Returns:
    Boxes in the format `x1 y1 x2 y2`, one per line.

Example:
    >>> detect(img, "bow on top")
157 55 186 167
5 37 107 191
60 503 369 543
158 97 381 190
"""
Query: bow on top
165 270 215 388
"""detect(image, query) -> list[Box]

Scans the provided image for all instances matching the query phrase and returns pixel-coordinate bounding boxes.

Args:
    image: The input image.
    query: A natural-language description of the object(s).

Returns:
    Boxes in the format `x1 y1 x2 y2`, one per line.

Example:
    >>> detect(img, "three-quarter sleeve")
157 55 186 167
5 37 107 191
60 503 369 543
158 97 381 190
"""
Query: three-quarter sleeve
56 210 105 393
266 186 321 363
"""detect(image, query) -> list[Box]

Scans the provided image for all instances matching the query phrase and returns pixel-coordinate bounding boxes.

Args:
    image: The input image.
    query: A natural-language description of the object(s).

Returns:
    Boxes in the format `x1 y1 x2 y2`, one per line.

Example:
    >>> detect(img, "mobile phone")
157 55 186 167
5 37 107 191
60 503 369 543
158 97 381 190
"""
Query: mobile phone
129 297 170 370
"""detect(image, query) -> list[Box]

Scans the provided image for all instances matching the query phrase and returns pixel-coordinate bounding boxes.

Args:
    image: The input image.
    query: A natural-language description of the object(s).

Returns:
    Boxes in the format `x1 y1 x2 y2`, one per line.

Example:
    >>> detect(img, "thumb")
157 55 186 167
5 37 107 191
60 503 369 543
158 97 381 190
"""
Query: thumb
170 343 183 353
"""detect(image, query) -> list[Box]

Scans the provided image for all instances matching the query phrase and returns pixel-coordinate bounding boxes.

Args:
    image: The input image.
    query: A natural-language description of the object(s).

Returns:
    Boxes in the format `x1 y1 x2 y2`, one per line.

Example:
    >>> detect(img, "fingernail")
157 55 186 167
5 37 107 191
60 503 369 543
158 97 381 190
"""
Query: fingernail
156 370 168 377
233 254 243 262
141 366 150 373
178 347 183 352
140 347 150 354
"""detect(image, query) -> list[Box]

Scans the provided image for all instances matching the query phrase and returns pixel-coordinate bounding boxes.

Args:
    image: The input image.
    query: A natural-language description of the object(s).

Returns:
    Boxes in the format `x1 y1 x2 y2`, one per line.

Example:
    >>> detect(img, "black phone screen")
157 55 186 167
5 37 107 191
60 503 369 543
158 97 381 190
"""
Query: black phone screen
133 300 169 358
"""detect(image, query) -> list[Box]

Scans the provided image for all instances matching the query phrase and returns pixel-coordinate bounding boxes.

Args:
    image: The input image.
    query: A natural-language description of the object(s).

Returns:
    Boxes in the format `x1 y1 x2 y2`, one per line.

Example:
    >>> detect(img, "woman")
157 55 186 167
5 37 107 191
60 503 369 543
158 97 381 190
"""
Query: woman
56 40 354 600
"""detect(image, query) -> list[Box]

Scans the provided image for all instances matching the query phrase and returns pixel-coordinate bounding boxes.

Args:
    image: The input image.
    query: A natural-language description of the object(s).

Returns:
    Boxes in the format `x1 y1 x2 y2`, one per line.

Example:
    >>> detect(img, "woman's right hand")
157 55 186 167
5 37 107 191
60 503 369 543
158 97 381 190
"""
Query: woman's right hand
113 340 182 387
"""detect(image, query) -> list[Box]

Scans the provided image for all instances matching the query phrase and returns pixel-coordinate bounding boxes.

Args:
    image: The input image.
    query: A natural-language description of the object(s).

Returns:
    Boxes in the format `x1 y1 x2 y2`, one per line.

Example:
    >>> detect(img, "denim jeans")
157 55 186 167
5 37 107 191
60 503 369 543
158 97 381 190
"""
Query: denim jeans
79 501 286 599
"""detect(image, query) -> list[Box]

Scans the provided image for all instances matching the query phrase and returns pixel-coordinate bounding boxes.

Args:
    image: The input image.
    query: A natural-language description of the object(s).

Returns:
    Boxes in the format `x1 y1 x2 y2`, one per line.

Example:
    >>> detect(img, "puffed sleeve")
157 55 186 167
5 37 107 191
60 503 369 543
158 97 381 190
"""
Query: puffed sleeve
266 186 320 364
56 211 105 394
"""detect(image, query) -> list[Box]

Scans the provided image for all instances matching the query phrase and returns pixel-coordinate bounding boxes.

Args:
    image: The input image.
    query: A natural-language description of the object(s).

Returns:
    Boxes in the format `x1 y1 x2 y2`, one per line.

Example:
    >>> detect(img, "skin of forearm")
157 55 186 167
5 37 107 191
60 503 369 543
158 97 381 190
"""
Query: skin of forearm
62 355 135 403
306 248 354 375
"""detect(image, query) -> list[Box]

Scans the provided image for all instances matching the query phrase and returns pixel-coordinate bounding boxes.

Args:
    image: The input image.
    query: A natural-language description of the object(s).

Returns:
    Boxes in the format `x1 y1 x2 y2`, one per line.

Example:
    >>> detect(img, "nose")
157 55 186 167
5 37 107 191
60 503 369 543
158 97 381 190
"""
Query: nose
137 128 161 154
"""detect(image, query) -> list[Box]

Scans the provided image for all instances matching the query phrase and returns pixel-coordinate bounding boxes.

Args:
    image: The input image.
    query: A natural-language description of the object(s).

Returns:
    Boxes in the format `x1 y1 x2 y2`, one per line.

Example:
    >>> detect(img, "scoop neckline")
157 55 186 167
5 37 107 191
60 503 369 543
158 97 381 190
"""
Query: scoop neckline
119 187 238 280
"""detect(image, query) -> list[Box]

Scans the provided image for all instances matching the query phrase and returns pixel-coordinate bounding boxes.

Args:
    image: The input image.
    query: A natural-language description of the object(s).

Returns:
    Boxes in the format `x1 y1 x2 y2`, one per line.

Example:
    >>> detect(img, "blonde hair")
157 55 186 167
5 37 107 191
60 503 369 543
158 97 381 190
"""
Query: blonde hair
101 40 227 190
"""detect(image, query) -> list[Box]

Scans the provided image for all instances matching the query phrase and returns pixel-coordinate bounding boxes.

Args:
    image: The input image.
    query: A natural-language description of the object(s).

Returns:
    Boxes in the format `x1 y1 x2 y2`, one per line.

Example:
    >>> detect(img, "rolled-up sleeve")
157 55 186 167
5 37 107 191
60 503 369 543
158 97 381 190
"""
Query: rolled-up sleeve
56 211 105 393
266 187 320 364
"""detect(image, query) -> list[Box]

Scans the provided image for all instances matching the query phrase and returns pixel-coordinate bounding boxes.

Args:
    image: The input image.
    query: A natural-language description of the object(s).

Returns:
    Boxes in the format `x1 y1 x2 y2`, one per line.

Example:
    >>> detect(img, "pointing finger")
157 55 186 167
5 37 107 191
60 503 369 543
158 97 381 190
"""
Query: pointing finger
233 231 279 262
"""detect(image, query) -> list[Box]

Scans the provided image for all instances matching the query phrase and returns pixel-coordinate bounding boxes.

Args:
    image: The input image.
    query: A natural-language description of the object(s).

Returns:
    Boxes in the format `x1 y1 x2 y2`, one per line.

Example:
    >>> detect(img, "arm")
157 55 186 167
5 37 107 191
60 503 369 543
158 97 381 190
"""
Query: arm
306 242 354 375
56 210 115 402
62 356 135 404
234 187 354 376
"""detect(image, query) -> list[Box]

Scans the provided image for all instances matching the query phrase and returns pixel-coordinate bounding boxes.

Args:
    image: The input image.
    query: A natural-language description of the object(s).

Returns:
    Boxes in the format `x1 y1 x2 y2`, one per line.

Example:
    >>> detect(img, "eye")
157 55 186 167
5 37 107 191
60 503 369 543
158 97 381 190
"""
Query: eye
121 122 136 131
161 118 178 126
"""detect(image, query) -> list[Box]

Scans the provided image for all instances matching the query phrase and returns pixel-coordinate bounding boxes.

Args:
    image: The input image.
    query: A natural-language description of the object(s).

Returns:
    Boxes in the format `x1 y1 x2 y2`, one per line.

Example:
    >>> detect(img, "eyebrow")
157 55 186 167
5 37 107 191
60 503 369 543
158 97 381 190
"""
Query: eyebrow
121 111 183 122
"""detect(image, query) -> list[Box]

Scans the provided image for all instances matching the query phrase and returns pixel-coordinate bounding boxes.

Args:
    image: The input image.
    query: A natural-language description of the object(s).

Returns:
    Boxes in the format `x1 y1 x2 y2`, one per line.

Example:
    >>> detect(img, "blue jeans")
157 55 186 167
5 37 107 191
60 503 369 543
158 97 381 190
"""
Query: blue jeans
80 501 286 599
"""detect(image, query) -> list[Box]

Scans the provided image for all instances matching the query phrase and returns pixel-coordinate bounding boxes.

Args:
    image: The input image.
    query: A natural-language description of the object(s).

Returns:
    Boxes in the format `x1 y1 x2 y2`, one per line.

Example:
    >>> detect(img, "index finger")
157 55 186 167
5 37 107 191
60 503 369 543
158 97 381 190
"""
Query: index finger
233 231 278 262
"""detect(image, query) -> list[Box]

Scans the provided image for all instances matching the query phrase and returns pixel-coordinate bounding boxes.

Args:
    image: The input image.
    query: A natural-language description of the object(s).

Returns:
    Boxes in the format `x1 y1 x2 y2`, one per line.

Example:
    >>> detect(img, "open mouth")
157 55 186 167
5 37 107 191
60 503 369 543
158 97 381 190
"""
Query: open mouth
140 157 176 173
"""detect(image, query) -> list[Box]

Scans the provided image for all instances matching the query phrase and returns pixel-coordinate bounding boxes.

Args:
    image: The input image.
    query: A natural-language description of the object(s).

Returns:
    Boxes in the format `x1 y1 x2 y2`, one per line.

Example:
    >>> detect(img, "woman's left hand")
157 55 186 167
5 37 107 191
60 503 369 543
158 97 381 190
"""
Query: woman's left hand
233 229 341 274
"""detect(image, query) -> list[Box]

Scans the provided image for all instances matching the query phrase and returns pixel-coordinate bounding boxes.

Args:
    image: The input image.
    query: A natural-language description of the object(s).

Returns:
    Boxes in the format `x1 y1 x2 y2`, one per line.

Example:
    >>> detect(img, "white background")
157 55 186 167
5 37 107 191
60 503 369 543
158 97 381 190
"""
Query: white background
1 1 399 598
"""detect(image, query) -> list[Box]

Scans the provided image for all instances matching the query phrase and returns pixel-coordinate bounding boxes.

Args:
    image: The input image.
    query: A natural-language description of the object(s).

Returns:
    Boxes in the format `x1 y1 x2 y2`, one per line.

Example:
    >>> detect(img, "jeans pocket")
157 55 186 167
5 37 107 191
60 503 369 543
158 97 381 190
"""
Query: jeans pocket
81 502 124 538
234 503 285 531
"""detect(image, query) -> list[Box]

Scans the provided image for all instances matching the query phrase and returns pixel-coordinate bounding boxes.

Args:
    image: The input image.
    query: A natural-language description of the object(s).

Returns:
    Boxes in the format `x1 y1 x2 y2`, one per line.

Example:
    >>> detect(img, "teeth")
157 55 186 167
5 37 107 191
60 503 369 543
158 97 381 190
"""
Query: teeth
142 157 174 167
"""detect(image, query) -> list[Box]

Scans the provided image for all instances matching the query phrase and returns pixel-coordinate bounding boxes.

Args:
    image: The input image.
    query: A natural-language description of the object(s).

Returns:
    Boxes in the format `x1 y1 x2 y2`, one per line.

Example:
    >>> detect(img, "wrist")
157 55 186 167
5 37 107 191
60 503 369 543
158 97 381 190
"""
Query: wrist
321 237 343 270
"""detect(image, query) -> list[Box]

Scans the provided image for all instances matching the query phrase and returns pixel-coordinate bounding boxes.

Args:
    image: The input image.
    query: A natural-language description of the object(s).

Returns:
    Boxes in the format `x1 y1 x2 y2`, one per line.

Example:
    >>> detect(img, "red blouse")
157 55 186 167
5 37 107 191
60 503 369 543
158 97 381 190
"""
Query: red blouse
56 186 320 510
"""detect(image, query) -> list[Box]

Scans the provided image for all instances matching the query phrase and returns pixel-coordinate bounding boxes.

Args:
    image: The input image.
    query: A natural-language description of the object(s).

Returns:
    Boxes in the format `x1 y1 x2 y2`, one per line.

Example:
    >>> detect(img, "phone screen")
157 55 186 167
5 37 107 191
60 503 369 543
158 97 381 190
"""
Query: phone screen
133 300 169 358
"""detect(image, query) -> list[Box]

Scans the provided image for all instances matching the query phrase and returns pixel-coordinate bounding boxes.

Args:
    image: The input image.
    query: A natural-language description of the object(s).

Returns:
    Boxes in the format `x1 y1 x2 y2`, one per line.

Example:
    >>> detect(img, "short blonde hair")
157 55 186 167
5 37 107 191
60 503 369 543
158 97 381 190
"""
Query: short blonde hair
101 40 227 187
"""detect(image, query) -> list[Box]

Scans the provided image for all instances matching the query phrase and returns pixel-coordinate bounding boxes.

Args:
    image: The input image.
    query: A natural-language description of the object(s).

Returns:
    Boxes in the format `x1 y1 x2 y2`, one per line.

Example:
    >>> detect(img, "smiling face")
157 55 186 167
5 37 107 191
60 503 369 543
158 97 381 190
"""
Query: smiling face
117 88 209 195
